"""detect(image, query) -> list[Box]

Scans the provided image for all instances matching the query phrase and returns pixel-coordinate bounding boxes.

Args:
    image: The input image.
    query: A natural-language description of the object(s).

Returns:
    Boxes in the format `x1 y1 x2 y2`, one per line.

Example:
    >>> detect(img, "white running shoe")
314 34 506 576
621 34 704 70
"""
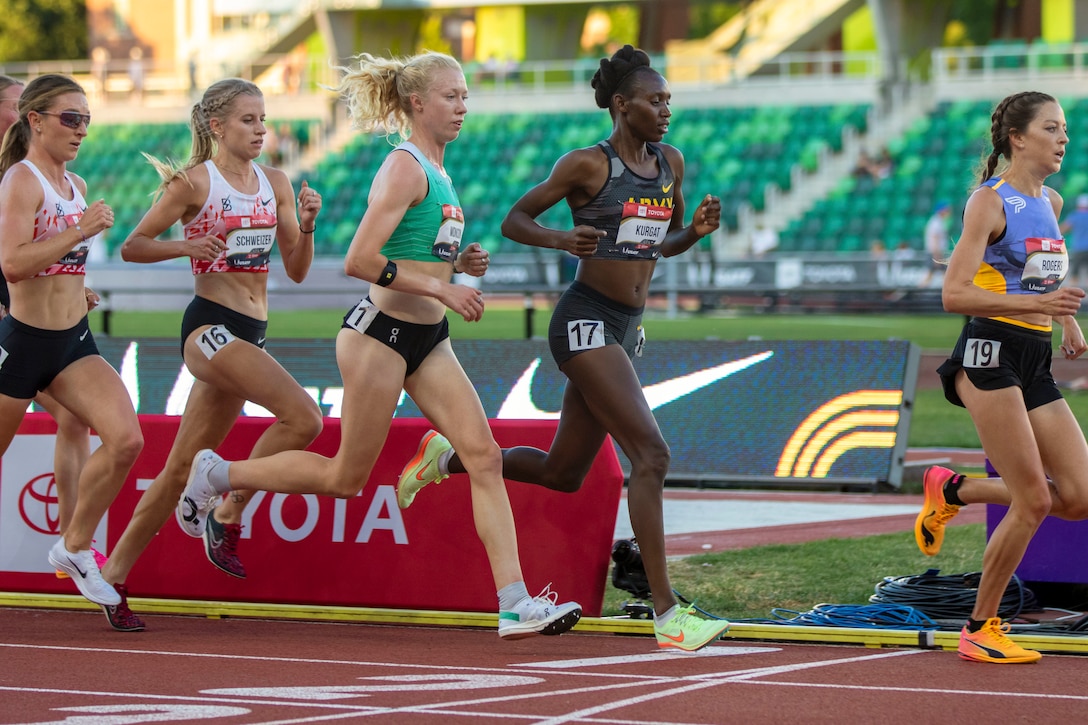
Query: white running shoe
498 584 582 640
48 538 120 606
177 449 224 538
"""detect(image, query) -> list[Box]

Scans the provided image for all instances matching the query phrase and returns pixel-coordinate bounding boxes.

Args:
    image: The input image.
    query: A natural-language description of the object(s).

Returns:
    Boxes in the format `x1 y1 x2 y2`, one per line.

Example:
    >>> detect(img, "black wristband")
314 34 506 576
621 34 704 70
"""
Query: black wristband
376 260 397 287
299 224 315 234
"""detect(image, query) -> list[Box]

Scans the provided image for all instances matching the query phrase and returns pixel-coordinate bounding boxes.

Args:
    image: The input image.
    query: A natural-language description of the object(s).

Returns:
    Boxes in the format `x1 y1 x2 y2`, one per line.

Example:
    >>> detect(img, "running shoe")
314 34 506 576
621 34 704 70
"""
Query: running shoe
958 618 1041 663
654 606 731 651
48 538 120 606
498 584 582 640
204 515 246 579
101 584 145 632
914 465 962 556
56 547 107 579
176 449 224 538
396 429 452 509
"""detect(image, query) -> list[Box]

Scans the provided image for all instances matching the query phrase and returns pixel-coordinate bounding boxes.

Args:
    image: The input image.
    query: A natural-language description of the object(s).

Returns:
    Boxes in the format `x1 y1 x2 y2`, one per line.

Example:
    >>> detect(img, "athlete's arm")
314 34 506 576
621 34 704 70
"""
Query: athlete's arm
501 147 605 257
266 166 318 283
121 167 220 264
0 165 87 281
658 145 719 258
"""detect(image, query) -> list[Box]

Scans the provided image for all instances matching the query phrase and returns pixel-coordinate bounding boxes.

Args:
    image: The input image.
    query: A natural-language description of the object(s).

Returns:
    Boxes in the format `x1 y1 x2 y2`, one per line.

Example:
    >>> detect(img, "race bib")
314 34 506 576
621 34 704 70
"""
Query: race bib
432 204 464 262
0 344 7 370
634 325 645 358
964 338 1001 368
57 211 90 267
225 217 275 269
344 298 379 335
1022 237 1067 292
567 319 605 352
615 201 672 256
195 325 237 360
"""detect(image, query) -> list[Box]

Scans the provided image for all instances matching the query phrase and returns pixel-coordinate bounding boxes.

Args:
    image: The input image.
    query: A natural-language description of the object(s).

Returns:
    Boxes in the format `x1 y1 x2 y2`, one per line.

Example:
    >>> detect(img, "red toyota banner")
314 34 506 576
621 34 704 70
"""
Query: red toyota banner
0 415 623 616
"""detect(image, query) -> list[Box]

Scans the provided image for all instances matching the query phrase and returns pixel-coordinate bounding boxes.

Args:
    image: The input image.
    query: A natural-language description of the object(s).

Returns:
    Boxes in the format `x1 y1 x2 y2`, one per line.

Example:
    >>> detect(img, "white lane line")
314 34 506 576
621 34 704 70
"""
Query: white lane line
736 679 1088 701
512 646 780 669
533 649 928 725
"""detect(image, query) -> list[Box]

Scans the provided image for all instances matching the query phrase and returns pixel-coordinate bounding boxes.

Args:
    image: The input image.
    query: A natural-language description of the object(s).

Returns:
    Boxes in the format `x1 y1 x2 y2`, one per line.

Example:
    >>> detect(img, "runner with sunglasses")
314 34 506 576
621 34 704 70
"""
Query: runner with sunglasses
0 73 143 613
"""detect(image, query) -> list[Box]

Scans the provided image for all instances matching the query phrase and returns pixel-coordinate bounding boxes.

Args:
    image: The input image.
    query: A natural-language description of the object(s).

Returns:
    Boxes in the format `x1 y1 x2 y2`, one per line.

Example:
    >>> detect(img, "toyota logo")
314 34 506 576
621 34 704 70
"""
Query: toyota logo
19 473 61 535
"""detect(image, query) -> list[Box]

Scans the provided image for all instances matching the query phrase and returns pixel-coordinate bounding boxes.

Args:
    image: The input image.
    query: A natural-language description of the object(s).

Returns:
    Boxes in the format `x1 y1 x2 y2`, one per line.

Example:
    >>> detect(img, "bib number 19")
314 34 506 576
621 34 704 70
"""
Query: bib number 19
964 337 1001 368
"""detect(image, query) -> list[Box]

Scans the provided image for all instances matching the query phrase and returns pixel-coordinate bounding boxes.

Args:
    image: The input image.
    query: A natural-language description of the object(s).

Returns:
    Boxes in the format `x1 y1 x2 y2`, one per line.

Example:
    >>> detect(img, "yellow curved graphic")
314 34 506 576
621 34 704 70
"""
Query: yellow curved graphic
775 390 903 478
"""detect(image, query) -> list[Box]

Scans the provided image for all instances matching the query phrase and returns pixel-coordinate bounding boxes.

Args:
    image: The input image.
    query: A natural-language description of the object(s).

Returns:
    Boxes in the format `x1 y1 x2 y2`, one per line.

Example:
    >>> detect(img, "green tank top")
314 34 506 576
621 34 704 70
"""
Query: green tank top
380 141 464 263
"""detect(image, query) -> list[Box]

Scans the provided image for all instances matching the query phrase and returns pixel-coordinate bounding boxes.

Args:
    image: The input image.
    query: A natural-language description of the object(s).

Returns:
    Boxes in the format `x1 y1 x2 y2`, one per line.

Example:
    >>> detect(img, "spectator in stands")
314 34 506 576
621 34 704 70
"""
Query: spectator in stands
0 74 104 580
396 45 730 652
173 51 583 641
100 78 324 630
749 222 778 257
128 47 145 102
1060 193 1088 286
872 145 893 179
920 200 952 287
914 91 1088 664
0 74 143 613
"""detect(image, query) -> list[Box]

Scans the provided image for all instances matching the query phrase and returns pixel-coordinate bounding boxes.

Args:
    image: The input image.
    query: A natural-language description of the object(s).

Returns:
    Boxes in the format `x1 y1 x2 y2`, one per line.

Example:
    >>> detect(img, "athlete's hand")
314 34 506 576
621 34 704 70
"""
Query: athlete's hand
443 283 485 322
84 287 100 312
184 235 226 262
79 199 114 238
456 242 489 277
1039 286 1085 317
297 180 322 228
1059 315 1087 359
559 226 605 258
691 194 721 237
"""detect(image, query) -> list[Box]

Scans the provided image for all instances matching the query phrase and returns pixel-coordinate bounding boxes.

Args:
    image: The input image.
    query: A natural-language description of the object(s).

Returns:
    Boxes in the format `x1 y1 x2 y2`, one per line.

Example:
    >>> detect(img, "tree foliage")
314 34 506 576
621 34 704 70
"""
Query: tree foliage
0 0 88 62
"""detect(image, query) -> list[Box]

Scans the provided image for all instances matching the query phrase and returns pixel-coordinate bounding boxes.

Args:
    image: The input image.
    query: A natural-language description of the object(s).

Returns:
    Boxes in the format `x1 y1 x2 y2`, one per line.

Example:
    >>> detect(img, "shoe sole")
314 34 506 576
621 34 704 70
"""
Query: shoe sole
177 451 219 538
499 607 583 640
913 468 948 556
396 431 441 509
957 651 1041 664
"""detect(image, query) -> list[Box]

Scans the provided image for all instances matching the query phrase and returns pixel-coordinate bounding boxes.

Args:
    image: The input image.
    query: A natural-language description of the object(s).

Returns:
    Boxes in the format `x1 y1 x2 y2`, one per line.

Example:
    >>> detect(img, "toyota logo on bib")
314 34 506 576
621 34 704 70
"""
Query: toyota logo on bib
19 473 61 535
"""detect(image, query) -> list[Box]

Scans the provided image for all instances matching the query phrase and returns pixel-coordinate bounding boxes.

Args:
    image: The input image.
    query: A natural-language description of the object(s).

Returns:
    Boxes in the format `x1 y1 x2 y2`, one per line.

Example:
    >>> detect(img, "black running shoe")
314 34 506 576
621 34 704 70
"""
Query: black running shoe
102 584 145 632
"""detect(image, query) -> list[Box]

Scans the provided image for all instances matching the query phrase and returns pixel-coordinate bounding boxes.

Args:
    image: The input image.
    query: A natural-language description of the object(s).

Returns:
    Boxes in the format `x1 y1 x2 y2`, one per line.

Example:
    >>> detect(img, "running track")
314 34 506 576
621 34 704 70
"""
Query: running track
3 607 1088 724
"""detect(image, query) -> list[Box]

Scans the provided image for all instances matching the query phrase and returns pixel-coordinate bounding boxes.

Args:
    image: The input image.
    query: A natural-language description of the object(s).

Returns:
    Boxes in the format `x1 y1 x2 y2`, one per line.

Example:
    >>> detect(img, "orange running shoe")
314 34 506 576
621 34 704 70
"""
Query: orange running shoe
958 618 1041 663
914 465 961 556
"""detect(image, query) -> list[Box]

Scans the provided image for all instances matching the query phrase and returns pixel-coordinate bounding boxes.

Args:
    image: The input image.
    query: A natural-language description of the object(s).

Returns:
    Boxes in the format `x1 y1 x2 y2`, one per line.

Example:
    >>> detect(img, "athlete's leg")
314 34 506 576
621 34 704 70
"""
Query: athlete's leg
102 379 243 585
469 379 608 493
44 357 143 552
35 390 90 533
956 372 1051 622
406 341 520 589
558 345 675 614
217 329 404 498
0 395 32 458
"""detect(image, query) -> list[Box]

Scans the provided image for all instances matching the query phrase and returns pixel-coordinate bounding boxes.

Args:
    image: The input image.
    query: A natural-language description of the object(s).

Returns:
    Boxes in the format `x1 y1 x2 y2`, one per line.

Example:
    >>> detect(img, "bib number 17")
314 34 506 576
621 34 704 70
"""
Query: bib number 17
567 319 604 352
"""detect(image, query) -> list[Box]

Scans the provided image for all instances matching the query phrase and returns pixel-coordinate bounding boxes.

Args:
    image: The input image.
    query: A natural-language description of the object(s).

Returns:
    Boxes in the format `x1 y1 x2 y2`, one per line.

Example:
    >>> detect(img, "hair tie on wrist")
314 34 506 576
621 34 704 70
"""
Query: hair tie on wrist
76 224 86 243
299 224 315 234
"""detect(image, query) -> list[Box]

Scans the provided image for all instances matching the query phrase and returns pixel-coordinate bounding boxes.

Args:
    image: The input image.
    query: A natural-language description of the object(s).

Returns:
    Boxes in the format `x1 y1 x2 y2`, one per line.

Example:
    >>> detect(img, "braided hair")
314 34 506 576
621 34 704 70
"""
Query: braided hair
146 77 262 193
979 91 1056 183
591 44 658 112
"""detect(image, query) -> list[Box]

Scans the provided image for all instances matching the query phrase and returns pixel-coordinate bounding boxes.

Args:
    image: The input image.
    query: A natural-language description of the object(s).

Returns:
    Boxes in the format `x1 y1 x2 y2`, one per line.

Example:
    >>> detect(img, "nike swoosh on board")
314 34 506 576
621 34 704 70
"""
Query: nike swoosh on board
496 351 774 419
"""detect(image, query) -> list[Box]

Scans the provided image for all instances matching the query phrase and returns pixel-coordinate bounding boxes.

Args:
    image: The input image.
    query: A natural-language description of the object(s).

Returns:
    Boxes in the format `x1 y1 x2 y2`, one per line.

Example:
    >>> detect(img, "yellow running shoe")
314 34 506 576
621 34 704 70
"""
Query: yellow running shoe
914 465 962 556
958 618 1041 663
396 430 452 509
654 606 730 651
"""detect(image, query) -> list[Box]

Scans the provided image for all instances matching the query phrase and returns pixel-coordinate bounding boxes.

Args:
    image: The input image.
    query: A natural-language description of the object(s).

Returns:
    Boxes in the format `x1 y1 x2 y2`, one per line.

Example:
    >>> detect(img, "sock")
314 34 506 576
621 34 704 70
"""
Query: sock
966 617 989 633
498 581 530 612
207 459 233 495
654 605 678 628
437 448 454 476
944 474 967 506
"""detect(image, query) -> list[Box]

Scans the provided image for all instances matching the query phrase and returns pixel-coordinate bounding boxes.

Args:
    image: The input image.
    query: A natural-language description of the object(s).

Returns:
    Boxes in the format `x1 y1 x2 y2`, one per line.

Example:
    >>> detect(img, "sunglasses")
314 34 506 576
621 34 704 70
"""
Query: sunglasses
39 111 91 129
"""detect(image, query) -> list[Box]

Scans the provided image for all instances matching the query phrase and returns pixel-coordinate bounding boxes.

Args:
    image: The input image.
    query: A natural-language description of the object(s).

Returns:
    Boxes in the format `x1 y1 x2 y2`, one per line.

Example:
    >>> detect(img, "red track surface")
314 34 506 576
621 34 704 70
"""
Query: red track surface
3 607 1088 724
